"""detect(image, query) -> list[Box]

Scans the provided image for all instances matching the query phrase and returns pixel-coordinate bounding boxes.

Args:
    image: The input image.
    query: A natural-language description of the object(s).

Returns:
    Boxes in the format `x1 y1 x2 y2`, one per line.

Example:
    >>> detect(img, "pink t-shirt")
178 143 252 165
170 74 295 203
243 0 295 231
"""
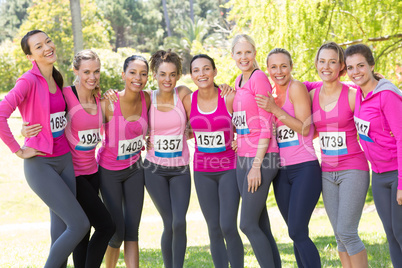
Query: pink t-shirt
97 91 148 170
189 89 236 172
275 82 317 166
40 87 70 157
64 86 102 176
233 70 278 157
146 88 189 167
312 84 369 172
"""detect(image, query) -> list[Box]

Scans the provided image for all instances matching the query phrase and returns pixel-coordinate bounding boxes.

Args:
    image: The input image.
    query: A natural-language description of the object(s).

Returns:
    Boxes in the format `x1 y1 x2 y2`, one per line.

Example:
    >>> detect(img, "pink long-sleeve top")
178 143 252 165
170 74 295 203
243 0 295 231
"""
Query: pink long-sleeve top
0 61 66 154
354 79 402 189
233 69 278 157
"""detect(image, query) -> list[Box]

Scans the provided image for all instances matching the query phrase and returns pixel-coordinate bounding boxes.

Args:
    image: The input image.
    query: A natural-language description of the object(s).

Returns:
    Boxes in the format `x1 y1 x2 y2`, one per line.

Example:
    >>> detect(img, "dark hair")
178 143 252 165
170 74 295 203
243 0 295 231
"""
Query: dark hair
73 49 101 97
267 48 293 67
149 49 182 76
315 41 346 76
123 55 149 73
344 44 382 81
21 30 64 90
189 54 219 88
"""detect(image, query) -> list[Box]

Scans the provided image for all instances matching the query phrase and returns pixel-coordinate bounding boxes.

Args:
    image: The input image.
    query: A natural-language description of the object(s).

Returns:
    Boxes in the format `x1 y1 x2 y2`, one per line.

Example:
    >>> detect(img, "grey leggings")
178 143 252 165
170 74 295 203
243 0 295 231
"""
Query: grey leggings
24 152 90 268
144 159 191 268
194 169 243 268
372 170 402 267
322 169 369 255
99 160 144 248
236 153 281 268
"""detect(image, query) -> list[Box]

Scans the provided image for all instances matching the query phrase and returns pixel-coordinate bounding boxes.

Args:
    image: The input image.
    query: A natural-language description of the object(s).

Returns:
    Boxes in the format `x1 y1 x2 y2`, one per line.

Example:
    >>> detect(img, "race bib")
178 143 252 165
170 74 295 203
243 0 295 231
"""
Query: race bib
232 111 250 134
354 116 374 143
117 136 143 160
50 111 67 138
75 128 101 151
154 135 183 158
276 125 299 148
319 132 348 155
195 131 226 153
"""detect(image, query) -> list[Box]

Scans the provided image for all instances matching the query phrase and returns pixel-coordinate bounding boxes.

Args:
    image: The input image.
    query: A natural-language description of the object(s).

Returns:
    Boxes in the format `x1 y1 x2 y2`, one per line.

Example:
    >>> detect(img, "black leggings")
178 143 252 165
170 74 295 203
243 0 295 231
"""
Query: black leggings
194 169 243 268
73 172 116 268
144 159 191 268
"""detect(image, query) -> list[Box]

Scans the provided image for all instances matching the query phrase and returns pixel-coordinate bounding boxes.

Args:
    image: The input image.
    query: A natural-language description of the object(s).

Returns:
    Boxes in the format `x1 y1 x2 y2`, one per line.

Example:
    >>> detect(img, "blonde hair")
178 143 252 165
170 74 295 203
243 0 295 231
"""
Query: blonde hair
315 42 346 76
231 34 259 69
73 49 101 97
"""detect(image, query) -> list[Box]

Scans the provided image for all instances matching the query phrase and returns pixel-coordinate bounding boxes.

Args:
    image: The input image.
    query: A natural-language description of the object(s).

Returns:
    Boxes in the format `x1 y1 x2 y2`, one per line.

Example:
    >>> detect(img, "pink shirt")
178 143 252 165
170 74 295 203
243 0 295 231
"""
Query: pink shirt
0 61 65 154
146 88 189 167
189 89 236 172
97 91 148 171
64 86 102 176
354 79 402 188
233 70 278 157
312 84 369 172
275 82 317 166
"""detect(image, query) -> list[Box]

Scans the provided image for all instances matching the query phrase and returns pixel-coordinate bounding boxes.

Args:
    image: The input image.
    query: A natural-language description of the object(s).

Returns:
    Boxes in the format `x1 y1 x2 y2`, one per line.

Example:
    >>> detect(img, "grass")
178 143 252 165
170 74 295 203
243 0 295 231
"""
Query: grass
0 111 392 267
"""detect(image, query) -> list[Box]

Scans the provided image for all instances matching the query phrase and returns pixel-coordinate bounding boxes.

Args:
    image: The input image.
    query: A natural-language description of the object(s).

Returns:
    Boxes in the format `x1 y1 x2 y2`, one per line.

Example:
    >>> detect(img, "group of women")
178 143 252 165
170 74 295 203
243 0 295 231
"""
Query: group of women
0 29 401 268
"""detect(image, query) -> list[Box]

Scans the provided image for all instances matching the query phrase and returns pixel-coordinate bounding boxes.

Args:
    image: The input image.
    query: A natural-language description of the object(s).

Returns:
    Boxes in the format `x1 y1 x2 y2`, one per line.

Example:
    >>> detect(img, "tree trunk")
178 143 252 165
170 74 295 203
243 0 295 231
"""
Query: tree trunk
189 0 194 22
70 0 83 54
162 0 171 37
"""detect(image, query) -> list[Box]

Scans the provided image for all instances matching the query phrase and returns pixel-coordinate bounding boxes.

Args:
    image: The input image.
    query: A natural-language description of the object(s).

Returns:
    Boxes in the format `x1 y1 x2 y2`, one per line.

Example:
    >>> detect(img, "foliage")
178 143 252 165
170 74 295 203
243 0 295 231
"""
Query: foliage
0 0 32 42
0 40 19 92
225 0 402 85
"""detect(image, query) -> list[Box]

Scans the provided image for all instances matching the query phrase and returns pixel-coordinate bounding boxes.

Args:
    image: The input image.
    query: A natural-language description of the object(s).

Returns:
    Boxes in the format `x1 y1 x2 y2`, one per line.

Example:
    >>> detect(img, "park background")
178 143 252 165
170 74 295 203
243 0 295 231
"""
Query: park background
0 0 401 267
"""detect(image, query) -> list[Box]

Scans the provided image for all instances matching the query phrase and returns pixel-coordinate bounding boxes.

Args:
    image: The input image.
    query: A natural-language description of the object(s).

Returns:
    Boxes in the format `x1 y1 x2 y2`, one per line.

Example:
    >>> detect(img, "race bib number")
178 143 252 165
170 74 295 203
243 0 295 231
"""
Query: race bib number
319 132 348 156
232 111 250 134
117 136 143 160
195 131 226 153
50 111 67 138
354 116 374 143
276 125 299 148
75 128 101 151
154 135 183 158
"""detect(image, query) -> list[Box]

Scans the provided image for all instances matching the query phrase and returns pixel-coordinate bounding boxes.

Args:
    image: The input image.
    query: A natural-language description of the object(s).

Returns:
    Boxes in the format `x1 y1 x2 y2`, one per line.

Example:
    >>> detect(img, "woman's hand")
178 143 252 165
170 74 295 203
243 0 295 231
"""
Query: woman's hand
21 122 42 138
103 89 118 102
231 140 238 153
247 166 261 193
397 189 402 205
255 92 278 113
219 83 235 97
15 146 45 159
146 136 153 151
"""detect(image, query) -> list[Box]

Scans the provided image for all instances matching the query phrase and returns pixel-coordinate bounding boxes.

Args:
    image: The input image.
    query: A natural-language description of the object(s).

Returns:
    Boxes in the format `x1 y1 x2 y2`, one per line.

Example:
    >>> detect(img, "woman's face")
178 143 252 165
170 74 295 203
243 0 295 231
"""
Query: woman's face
267 53 292 87
154 62 179 93
231 41 256 73
74 59 101 92
346 53 375 87
26 32 57 65
315 48 344 83
122 60 148 92
190 58 217 89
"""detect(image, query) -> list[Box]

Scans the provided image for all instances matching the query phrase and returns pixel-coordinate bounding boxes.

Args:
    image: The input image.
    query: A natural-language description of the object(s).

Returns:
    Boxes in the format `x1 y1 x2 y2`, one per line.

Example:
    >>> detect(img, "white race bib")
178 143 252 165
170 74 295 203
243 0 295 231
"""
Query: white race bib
354 116 374 143
75 128 101 151
154 135 183 158
195 131 226 153
276 125 299 148
319 132 348 155
50 111 67 138
117 136 143 160
232 111 250 134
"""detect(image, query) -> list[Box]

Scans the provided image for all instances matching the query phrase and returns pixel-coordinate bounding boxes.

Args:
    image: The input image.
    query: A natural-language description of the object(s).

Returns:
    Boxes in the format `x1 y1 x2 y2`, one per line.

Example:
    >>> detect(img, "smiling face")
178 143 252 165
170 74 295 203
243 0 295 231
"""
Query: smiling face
154 62 179 93
74 59 101 92
122 60 148 92
26 32 57 65
346 53 375 87
267 53 292 87
315 48 344 82
231 40 256 73
190 57 217 89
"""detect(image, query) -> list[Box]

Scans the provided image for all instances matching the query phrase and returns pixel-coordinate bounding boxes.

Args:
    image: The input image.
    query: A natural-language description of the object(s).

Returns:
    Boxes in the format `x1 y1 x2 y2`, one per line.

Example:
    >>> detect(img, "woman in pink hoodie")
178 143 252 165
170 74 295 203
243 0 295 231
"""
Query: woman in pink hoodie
345 44 402 266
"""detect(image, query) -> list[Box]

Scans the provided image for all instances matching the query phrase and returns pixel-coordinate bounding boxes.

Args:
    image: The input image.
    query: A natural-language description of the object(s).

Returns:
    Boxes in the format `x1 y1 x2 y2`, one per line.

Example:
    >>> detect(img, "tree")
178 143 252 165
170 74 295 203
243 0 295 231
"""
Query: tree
0 0 32 42
70 0 84 54
162 0 172 37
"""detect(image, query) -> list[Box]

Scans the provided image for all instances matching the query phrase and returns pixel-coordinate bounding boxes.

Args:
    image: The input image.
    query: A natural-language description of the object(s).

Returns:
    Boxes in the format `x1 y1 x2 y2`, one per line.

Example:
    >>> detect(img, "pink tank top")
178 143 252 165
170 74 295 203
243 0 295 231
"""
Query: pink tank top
64 86 102 176
145 88 189 167
312 84 369 172
189 89 236 172
97 91 148 171
41 87 70 157
275 82 317 166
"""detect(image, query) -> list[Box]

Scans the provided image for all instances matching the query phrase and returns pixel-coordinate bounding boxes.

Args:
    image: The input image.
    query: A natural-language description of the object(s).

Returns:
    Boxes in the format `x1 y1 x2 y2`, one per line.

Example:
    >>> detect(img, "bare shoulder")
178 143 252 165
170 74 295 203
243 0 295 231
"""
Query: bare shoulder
177 85 192 100
143 90 151 109
289 80 309 100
